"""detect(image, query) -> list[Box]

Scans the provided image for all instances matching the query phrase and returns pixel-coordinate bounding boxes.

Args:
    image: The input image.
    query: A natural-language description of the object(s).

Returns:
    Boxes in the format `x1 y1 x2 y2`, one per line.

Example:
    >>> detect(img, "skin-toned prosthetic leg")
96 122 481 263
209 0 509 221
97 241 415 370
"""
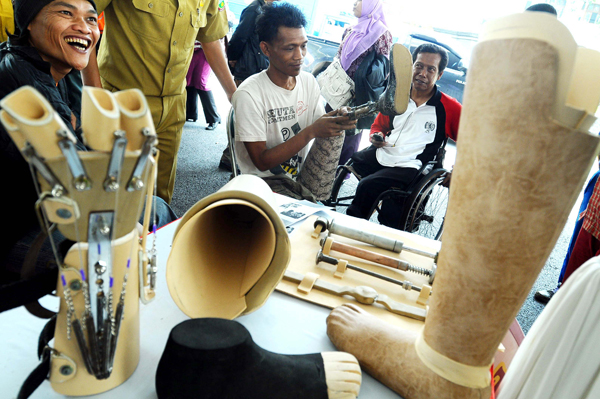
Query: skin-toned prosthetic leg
327 13 600 399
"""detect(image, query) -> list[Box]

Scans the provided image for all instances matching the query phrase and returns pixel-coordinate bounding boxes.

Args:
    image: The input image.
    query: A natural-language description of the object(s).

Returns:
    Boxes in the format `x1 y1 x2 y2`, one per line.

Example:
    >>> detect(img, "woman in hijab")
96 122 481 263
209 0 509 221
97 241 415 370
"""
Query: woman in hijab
335 0 392 165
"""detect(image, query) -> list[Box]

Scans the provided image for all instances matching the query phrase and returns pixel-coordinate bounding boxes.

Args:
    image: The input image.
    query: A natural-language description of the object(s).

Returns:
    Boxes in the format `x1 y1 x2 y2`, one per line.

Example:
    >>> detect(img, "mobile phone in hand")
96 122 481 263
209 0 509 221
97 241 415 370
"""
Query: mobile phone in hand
371 133 384 142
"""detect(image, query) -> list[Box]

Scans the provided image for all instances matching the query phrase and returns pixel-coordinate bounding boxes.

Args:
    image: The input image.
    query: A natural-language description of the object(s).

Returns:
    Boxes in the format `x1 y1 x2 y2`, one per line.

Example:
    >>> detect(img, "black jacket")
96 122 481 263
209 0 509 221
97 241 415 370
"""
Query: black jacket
226 0 269 81
352 50 389 130
0 39 80 261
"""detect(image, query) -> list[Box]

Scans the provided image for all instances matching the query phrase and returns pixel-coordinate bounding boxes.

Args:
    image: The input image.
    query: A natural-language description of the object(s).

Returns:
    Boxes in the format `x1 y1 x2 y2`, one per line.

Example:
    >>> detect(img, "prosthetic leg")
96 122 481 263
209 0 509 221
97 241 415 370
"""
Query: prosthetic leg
347 43 412 120
326 13 600 399
298 43 413 201
296 134 344 201
1 86 158 395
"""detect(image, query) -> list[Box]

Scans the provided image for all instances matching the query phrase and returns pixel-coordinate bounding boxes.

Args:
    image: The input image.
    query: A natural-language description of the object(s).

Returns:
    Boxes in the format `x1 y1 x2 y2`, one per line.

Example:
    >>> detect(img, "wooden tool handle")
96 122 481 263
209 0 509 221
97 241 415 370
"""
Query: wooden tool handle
327 238 409 271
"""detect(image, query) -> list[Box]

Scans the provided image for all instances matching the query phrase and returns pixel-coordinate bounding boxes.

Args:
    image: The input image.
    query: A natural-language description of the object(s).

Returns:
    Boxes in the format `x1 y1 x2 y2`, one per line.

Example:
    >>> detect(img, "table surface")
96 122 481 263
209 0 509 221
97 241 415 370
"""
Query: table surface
1 200 407 399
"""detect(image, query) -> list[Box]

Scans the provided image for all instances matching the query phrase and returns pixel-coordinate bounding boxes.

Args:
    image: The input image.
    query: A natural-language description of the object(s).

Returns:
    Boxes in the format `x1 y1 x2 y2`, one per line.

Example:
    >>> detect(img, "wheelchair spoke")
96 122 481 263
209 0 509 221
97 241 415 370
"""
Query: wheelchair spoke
405 175 449 241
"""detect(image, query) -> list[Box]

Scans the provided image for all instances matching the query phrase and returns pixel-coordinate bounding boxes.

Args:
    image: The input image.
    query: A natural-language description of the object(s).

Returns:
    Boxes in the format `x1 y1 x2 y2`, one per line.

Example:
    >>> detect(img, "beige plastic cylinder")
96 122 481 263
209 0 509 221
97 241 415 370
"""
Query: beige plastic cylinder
81 87 120 152
113 89 155 151
0 109 26 150
422 37 600 368
0 86 76 159
50 231 140 396
167 175 291 319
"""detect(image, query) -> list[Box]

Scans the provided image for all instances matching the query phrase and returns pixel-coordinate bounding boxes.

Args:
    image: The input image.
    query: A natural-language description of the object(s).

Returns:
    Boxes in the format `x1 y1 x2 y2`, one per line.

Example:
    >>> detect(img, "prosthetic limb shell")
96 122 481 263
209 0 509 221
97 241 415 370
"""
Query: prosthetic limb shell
49 231 140 396
423 35 600 374
0 86 77 159
113 89 155 151
297 134 344 201
39 154 152 241
0 109 26 150
81 87 121 152
167 175 291 319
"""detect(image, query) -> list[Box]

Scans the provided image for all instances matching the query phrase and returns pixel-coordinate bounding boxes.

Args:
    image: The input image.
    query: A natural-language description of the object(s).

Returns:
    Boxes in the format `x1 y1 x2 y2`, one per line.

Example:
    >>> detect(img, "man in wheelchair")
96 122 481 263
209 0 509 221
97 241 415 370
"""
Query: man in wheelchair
345 43 462 227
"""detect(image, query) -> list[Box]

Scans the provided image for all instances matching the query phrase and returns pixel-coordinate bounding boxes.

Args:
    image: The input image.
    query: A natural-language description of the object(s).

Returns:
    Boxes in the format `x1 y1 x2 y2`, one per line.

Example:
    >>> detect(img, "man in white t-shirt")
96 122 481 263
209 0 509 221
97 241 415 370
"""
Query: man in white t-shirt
233 2 356 199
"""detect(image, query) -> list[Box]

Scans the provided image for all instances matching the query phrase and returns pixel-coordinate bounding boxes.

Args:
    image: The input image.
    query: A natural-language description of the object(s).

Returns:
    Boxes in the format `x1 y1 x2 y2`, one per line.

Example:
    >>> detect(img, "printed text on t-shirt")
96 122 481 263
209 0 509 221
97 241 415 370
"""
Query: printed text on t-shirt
267 106 296 124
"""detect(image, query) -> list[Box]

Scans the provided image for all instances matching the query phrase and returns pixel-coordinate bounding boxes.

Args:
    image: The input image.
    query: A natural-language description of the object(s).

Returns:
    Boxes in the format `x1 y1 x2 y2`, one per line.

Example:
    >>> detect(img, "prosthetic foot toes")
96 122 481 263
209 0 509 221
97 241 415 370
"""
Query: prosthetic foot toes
326 304 490 399
156 318 361 399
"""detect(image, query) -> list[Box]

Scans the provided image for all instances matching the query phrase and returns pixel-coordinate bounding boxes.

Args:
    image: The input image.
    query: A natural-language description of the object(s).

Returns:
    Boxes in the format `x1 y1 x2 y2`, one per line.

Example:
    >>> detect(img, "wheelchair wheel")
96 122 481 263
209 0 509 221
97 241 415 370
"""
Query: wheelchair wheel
400 168 449 240
324 165 359 209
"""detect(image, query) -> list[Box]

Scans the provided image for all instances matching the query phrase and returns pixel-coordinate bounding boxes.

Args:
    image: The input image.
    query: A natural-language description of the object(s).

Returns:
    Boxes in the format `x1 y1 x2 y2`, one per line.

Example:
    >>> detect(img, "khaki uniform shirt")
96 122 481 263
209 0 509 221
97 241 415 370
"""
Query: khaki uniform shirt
96 0 228 97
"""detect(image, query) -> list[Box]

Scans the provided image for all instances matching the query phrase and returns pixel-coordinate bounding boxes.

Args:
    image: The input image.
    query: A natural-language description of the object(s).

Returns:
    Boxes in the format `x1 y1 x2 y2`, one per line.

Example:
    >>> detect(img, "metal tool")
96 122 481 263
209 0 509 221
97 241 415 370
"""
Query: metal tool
347 101 379 120
283 270 426 321
313 217 439 261
320 236 436 284
316 250 426 293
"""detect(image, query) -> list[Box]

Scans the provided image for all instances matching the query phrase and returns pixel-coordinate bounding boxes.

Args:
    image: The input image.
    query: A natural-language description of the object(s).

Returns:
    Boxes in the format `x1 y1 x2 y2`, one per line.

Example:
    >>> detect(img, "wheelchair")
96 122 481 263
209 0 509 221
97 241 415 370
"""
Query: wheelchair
226 107 240 178
325 143 450 241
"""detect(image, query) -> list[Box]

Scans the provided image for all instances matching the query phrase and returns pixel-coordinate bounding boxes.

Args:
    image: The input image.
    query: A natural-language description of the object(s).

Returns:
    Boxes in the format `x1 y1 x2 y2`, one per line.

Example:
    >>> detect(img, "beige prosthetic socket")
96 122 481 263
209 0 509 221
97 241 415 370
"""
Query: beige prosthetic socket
167 174 291 319
327 13 600 399
50 232 141 395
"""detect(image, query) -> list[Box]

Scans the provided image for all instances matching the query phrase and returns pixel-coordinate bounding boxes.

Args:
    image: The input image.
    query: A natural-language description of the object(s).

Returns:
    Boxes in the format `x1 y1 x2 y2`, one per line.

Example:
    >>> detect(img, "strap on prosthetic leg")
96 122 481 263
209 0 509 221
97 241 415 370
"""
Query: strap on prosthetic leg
414 332 492 389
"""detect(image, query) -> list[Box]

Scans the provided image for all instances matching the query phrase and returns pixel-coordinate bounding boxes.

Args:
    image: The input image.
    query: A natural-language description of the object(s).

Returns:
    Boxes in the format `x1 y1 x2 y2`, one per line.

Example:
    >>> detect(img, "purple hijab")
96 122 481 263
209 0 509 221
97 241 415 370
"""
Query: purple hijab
339 0 389 71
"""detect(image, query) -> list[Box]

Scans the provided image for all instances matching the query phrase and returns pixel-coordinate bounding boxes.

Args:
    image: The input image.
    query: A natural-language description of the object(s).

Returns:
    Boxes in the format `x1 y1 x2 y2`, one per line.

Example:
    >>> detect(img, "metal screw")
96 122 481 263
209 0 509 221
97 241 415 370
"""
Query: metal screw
51 185 64 198
60 365 73 376
74 176 91 191
105 178 119 192
69 279 82 291
129 177 144 190
95 260 107 275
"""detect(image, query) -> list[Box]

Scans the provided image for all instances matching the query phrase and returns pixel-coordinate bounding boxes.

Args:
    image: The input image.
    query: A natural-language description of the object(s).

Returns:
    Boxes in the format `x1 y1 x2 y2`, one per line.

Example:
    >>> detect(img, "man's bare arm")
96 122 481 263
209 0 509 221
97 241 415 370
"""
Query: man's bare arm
81 48 103 88
244 109 357 171
202 39 237 102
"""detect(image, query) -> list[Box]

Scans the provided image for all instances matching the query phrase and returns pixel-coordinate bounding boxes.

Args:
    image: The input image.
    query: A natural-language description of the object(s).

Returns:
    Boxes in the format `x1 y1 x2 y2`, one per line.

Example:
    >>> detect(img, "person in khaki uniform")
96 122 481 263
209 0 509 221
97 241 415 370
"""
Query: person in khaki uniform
93 0 236 203
0 0 15 42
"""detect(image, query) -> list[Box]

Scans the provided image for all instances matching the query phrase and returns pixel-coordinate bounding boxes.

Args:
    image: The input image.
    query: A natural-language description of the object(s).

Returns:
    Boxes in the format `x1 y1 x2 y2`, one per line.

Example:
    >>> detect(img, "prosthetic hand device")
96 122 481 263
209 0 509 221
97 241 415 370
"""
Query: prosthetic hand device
1 86 158 395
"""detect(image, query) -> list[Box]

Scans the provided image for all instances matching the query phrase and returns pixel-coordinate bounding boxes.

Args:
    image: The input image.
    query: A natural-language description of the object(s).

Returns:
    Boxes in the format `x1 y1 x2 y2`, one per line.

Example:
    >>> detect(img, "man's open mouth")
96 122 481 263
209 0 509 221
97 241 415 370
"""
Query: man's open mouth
64 37 91 51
